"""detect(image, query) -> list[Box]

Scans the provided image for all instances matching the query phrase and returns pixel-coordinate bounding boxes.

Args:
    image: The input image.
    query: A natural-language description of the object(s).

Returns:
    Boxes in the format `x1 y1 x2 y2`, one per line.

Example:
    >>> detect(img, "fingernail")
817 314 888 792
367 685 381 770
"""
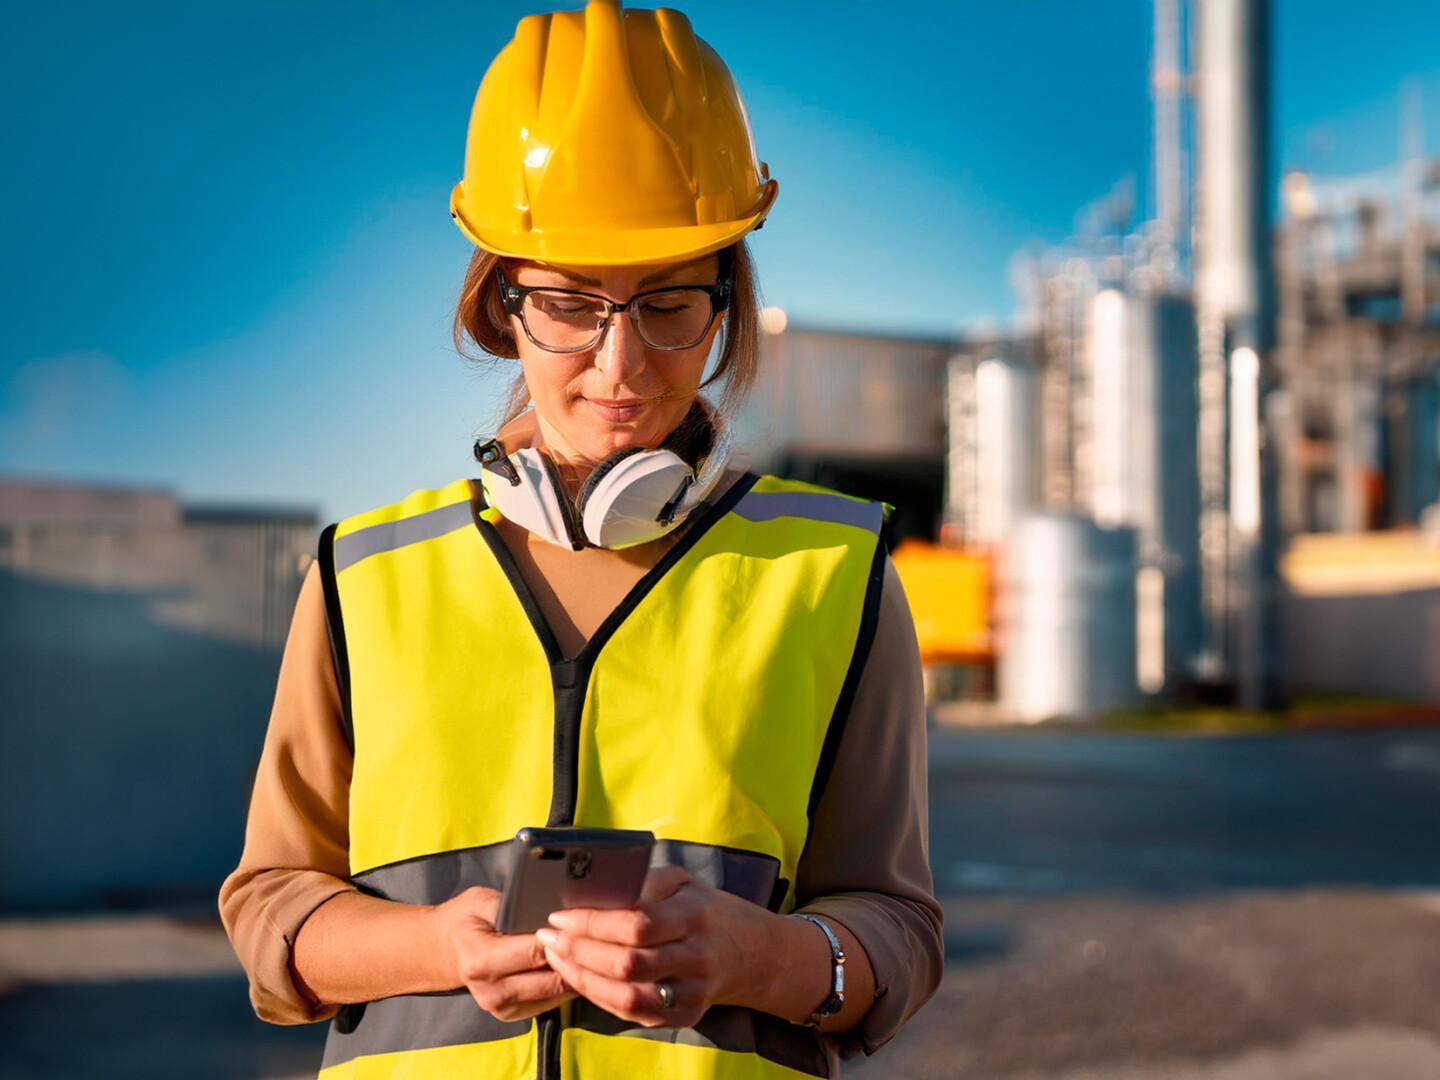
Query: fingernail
548 912 575 930
543 946 562 967
535 928 559 948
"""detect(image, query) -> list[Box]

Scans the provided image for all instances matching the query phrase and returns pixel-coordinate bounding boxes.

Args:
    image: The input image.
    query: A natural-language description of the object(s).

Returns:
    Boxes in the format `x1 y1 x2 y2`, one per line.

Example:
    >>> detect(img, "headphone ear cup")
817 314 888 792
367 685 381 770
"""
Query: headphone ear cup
579 449 695 549
574 446 648 520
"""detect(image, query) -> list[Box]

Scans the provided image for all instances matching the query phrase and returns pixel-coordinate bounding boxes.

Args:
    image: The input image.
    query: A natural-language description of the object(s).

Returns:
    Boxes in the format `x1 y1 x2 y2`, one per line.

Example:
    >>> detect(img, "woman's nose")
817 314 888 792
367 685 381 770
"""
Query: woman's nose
592 310 647 383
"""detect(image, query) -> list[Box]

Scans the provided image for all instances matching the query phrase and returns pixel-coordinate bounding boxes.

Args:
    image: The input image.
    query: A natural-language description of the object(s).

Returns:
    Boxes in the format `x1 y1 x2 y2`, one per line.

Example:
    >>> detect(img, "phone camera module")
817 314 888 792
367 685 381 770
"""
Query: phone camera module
566 850 592 880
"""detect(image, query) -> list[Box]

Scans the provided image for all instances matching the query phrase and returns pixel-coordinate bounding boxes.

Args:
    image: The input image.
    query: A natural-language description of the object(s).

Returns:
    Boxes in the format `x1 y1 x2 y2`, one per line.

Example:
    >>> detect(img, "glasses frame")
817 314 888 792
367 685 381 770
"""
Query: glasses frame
495 247 734 354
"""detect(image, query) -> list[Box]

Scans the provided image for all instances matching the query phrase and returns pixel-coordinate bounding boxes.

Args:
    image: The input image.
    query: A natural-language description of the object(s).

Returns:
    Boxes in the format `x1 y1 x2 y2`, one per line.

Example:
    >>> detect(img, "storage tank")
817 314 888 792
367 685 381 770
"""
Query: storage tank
946 353 1040 546
999 514 1140 721
1086 289 1203 690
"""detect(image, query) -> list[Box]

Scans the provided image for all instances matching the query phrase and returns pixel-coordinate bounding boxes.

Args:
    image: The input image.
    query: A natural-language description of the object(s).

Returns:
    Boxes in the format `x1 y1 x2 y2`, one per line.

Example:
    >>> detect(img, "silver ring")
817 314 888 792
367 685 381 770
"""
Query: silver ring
657 981 676 1010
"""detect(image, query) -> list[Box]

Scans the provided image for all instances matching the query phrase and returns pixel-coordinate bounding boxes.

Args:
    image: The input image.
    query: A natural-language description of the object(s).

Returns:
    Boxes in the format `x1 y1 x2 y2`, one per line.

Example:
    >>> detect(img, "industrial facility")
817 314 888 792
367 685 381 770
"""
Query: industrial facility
7 1 1436 737
0 478 317 650
743 0 1440 721
0 478 318 910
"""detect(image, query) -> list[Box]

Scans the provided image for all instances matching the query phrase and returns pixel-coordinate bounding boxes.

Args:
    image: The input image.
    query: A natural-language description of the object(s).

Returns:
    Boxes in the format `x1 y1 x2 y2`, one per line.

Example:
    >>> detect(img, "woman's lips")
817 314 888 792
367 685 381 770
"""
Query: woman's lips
585 398 647 423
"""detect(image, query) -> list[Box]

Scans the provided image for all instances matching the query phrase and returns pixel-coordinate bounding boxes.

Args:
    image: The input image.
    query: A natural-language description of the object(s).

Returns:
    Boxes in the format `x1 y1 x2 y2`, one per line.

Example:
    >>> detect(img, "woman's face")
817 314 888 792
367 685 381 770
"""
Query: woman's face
504 254 724 467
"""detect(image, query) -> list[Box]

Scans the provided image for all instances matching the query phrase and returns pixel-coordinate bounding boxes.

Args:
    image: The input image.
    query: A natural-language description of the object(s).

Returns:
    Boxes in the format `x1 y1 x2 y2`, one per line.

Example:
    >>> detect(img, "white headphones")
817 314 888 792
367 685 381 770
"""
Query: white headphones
473 411 733 550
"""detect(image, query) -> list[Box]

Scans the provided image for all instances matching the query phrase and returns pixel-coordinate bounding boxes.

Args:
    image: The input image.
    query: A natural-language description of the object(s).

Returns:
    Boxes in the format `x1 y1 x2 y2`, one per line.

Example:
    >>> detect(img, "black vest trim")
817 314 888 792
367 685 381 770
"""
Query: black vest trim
804 530 887 825
317 522 355 752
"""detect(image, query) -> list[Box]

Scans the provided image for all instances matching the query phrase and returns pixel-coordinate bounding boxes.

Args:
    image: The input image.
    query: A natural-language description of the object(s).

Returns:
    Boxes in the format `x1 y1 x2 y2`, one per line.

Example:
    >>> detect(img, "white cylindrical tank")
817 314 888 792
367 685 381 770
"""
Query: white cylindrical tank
1084 289 1204 690
974 357 1040 546
947 354 1040 546
999 514 1140 722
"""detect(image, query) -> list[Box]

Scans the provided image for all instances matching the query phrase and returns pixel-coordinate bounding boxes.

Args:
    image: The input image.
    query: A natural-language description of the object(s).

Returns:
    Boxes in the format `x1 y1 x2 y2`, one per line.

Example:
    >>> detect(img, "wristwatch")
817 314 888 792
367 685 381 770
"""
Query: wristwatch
791 913 846 1027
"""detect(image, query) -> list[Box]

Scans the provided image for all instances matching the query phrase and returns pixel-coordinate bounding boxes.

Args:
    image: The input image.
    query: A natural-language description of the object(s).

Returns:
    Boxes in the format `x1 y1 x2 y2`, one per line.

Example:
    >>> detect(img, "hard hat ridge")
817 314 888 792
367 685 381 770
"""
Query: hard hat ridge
540 0 694 230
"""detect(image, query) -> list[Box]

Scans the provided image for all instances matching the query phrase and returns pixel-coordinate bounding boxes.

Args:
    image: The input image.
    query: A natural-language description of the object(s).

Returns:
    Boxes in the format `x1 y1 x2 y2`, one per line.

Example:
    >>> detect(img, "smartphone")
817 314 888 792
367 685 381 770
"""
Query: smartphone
495 826 656 934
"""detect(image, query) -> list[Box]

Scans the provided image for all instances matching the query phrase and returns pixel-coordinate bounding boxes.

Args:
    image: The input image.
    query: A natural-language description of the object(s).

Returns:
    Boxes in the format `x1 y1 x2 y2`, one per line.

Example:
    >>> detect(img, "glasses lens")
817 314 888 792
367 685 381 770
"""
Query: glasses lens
633 288 714 349
523 291 609 351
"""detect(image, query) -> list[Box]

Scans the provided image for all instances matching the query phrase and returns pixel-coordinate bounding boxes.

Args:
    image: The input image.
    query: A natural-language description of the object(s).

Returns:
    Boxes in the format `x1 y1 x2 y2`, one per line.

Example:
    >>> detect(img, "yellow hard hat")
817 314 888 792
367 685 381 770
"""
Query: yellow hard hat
450 0 778 266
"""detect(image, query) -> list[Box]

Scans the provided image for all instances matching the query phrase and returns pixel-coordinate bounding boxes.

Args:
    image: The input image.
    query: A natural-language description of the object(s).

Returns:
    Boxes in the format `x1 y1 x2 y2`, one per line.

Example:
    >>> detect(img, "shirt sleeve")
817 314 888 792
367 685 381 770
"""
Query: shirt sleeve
218 558 360 1025
794 554 945 1058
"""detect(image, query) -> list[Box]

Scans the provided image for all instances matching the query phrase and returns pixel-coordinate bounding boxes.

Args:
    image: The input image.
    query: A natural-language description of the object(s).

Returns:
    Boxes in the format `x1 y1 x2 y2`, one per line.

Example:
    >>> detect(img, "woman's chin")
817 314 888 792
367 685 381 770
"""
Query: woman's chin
566 427 652 463
570 417 668 459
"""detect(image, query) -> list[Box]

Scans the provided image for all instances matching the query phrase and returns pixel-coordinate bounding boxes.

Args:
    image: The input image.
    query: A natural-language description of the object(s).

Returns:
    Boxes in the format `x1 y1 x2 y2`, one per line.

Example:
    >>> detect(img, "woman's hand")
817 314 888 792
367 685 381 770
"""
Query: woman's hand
535 866 772 1029
430 886 575 1023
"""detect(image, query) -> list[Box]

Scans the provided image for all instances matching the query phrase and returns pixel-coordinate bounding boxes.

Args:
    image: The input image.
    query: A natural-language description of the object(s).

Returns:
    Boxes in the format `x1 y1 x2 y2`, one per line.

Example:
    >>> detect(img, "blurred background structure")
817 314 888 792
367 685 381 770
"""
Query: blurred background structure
6 1 1440 1077
733 0 1440 724
0 480 314 912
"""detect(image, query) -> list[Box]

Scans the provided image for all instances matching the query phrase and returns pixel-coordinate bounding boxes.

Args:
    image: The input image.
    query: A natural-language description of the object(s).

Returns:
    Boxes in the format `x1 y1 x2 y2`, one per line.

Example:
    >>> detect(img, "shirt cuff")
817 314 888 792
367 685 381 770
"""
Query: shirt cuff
221 869 358 1026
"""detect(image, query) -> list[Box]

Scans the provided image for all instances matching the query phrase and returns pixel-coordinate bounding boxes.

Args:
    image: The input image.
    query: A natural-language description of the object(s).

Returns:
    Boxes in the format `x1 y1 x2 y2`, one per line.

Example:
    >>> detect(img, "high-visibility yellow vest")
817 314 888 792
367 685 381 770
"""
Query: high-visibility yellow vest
314 472 887 1080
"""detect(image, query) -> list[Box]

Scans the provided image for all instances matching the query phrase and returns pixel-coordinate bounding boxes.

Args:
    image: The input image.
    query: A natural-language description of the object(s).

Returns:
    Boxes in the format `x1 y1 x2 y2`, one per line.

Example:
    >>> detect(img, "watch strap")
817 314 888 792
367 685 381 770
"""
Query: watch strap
791 912 846 1026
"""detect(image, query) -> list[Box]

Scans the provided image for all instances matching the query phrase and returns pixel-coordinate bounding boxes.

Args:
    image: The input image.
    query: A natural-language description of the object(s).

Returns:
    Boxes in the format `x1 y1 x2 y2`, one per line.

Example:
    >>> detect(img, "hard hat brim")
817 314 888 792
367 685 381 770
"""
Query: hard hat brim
450 180 777 267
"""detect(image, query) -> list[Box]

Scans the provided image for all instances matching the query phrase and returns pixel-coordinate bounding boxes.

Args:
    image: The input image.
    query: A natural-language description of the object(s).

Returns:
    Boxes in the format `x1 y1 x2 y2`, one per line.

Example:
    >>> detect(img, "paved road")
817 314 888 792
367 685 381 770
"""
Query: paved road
855 889 1440 1078
5 725 1440 1078
925 725 1440 894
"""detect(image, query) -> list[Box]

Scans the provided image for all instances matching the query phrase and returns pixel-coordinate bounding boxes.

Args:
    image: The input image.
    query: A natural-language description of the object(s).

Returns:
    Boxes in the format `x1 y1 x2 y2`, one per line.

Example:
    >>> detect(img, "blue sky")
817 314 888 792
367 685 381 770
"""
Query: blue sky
4 1 1439 521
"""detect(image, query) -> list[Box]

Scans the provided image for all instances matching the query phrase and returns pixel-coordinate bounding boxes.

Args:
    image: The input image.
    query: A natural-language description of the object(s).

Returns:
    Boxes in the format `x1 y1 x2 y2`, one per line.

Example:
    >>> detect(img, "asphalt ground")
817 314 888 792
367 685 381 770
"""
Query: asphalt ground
924 726 1440 893
4 725 1440 1078
854 890 1440 1078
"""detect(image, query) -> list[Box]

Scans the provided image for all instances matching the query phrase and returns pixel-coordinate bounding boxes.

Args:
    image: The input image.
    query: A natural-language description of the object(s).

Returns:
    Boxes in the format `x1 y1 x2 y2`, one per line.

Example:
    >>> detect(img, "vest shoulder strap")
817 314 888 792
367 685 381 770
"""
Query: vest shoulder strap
738 475 892 537
317 478 478 750
331 477 477 575
730 476 891 824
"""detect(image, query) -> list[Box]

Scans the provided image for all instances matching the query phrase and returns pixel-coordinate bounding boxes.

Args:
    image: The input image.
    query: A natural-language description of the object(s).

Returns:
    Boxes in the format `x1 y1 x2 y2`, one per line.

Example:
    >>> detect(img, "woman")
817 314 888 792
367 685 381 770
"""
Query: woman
219 2 942 1077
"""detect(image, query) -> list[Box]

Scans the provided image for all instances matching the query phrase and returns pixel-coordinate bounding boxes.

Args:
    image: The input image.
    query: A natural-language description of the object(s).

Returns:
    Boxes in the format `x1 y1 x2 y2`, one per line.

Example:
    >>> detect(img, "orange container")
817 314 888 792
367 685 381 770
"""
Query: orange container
890 540 993 665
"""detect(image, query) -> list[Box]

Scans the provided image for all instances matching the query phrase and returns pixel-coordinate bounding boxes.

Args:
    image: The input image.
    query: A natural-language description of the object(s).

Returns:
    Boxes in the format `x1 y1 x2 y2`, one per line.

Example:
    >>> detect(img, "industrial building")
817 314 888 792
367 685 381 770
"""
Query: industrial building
1274 162 1440 535
0 478 317 910
741 0 1440 718
737 323 951 544
0 478 317 649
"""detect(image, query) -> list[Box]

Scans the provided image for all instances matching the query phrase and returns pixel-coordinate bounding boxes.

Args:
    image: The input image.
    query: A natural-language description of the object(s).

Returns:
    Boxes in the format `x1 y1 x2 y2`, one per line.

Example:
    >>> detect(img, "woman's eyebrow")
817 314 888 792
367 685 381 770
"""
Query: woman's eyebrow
517 255 715 290
638 257 714 288
521 267 604 288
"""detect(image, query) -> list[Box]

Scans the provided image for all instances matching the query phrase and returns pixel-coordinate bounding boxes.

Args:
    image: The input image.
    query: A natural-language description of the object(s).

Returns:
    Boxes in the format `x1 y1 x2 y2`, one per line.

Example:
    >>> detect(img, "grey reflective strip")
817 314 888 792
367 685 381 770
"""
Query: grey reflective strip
652 840 780 909
333 499 475 573
354 838 780 910
733 490 883 533
353 839 514 904
327 840 790 1067
321 992 530 1071
571 1001 829 1078
325 841 524 1069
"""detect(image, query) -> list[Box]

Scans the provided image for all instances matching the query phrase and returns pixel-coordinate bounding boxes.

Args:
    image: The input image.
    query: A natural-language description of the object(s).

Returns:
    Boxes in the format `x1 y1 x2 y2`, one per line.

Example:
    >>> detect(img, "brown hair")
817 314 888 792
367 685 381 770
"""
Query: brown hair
452 241 762 431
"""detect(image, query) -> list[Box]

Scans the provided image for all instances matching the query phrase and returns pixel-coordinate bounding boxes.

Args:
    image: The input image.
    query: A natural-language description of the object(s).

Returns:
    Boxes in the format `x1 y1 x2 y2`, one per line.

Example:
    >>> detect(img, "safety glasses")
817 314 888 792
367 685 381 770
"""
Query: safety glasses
496 248 733 354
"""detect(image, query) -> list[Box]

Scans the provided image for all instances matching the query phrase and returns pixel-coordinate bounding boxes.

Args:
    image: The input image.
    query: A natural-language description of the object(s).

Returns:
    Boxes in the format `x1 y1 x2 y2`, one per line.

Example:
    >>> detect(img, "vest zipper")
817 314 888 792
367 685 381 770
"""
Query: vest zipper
547 658 584 828
469 473 761 1080
538 657 586 1080
537 1008 562 1080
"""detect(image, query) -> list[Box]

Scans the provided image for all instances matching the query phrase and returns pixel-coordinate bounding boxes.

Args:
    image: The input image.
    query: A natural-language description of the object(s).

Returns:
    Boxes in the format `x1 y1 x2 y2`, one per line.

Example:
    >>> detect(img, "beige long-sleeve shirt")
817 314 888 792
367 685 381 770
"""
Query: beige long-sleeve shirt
218 469 943 1063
